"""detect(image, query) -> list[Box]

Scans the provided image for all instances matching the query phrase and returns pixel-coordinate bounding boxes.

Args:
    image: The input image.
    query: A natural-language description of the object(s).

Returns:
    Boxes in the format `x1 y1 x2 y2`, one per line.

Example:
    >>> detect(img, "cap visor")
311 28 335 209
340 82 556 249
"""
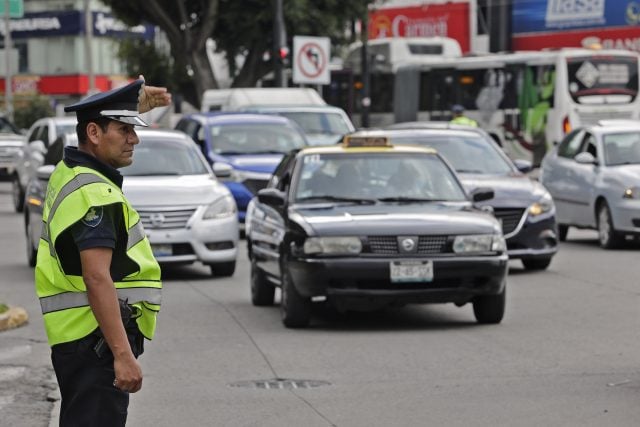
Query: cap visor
110 116 149 127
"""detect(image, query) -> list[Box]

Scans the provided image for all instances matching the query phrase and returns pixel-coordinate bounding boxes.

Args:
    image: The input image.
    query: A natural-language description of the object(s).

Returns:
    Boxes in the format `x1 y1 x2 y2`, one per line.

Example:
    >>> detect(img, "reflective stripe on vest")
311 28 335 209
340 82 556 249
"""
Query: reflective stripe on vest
40 287 162 314
45 173 114 258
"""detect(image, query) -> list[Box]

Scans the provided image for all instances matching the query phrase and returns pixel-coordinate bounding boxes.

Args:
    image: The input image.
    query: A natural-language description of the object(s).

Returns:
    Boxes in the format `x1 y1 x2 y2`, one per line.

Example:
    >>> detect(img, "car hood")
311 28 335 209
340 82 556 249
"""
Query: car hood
459 174 544 207
123 175 227 207
305 134 342 146
606 164 640 182
219 154 284 173
291 202 500 236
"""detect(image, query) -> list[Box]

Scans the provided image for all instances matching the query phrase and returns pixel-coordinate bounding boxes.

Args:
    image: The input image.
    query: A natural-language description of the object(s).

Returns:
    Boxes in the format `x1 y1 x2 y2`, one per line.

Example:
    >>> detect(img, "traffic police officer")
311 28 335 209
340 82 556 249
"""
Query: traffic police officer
35 78 171 426
450 104 478 127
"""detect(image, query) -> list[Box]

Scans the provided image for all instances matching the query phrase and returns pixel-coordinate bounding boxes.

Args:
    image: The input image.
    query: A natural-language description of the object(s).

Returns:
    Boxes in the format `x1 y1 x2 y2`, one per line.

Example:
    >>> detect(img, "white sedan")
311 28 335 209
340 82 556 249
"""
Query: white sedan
540 120 640 248
24 129 239 276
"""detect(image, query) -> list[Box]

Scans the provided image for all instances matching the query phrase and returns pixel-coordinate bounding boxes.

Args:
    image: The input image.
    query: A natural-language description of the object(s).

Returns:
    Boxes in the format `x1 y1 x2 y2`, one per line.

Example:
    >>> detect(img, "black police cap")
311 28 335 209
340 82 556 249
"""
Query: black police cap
64 79 148 127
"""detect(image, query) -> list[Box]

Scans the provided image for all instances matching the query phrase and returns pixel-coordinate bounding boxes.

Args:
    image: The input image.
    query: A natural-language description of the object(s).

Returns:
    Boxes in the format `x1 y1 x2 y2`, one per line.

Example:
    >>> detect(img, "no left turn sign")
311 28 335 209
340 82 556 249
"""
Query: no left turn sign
293 36 330 85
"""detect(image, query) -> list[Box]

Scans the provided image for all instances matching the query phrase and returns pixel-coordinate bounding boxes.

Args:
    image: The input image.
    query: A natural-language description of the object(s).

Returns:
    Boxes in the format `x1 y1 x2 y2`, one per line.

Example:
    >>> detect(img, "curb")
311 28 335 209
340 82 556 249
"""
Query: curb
0 306 29 332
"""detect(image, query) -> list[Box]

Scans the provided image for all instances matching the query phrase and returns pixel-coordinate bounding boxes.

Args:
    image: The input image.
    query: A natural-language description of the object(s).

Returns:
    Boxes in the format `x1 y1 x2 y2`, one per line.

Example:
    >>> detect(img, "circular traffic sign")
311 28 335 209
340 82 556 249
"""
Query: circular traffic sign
296 42 327 79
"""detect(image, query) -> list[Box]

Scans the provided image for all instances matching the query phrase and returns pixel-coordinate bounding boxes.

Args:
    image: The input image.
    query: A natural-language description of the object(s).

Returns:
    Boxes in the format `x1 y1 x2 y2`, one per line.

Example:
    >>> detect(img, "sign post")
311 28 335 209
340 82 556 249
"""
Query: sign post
293 36 330 86
2 0 22 121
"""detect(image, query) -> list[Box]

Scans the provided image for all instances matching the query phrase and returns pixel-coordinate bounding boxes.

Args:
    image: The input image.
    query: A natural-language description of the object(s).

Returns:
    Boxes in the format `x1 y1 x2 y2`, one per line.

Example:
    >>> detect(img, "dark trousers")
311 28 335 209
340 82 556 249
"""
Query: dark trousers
51 330 144 427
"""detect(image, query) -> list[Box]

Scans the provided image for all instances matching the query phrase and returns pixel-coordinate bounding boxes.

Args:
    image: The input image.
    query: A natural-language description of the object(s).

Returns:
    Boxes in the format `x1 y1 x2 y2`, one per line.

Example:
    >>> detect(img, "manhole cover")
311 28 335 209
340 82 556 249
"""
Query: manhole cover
228 378 331 390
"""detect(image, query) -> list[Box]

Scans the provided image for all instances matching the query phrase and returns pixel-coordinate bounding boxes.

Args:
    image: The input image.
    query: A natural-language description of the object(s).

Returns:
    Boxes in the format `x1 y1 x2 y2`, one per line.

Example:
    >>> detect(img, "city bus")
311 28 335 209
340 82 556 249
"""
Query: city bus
346 48 640 165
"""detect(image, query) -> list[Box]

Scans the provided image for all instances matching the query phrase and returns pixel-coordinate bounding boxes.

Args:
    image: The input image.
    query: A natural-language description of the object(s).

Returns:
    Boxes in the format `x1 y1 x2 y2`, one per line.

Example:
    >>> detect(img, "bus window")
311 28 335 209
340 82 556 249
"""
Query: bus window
566 55 638 104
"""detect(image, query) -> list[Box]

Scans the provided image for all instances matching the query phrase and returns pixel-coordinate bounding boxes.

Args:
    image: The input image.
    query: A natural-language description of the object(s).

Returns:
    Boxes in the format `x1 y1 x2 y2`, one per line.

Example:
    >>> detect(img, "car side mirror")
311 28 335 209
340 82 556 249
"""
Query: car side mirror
30 140 47 155
212 162 232 178
36 164 55 181
574 152 597 165
513 159 533 173
257 188 286 206
470 187 494 202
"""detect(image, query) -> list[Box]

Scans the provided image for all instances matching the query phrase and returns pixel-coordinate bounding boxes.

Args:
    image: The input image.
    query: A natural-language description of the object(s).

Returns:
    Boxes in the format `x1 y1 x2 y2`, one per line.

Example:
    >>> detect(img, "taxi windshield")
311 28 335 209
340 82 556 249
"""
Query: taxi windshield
294 152 467 203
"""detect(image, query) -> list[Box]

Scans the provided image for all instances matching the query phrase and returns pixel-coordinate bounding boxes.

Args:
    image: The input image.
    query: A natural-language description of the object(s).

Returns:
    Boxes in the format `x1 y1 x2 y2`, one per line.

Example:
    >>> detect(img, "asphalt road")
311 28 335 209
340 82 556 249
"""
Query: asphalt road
1 181 639 427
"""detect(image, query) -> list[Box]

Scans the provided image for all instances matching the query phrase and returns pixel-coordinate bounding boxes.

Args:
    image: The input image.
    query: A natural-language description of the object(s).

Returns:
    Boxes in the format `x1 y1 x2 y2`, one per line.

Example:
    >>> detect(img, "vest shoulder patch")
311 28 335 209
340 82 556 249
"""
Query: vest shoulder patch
81 206 103 228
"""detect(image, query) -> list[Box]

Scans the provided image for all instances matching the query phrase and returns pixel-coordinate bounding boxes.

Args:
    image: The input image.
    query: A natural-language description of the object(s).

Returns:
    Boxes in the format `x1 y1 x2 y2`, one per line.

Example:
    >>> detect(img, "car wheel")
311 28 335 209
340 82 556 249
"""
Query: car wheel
597 202 623 249
558 224 569 242
521 257 552 271
25 208 37 267
250 259 274 306
473 285 505 324
12 174 24 213
209 261 236 277
281 266 311 328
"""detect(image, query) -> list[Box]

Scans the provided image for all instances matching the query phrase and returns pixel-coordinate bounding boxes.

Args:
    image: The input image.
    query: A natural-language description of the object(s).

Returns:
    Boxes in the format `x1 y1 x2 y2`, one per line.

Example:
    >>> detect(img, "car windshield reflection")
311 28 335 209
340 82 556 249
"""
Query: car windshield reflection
121 139 210 176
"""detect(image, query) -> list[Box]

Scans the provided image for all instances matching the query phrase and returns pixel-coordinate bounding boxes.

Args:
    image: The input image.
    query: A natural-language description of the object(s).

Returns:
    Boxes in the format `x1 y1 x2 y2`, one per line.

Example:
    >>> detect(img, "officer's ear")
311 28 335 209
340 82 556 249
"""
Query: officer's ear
85 122 103 146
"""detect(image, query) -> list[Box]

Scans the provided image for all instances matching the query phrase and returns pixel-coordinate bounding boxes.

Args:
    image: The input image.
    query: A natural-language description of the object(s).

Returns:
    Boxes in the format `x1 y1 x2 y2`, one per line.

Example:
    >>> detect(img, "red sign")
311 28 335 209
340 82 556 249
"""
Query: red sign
369 3 470 53
513 26 640 53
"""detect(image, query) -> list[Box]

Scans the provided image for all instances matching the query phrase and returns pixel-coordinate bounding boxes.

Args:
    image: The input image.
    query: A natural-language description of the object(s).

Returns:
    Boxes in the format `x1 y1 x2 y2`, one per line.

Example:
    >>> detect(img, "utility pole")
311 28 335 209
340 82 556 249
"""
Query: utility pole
84 0 95 94
4 0 12 121
360 14 370 128
273 0 287 87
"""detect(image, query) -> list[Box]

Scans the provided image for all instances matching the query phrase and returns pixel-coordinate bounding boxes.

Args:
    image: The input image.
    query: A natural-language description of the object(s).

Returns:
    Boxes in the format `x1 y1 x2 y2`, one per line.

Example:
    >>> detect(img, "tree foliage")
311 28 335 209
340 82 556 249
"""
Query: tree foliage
101 0 369 108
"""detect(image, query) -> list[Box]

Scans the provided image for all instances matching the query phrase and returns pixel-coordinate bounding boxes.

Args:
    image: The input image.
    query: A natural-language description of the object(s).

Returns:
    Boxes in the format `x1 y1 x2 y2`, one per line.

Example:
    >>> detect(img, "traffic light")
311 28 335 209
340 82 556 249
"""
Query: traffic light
278 46 290 67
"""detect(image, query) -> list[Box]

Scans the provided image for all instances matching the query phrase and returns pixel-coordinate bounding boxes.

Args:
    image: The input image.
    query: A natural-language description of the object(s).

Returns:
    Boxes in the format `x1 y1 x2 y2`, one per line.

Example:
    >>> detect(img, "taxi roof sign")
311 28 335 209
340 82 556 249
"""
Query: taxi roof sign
343 135 391 148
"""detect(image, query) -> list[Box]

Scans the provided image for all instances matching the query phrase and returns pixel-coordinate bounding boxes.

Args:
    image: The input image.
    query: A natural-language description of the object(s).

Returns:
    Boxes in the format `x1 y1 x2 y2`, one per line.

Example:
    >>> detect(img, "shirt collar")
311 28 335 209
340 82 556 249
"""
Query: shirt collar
63 146 124 188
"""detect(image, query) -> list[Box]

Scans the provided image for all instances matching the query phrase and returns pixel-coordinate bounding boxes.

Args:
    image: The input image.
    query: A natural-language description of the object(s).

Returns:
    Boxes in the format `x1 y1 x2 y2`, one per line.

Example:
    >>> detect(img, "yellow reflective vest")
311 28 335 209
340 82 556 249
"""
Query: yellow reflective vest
450 116 478 127
35 162 162 346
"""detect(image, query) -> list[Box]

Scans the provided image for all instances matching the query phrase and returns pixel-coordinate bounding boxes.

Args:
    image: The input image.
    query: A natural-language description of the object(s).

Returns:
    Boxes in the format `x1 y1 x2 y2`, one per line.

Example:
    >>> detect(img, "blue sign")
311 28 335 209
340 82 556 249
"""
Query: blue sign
0 10 154 40
513 0 640 34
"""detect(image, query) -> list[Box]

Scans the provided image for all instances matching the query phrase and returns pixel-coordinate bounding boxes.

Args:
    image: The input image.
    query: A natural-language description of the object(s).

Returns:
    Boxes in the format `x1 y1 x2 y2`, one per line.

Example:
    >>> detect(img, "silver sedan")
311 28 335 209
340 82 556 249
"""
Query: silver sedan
540 120 640 248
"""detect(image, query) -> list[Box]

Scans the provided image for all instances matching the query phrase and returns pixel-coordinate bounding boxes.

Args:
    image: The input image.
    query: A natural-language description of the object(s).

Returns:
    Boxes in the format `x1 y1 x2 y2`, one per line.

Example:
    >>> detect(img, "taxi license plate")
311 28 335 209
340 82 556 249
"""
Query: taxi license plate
151 244 172 257
390 261 433 283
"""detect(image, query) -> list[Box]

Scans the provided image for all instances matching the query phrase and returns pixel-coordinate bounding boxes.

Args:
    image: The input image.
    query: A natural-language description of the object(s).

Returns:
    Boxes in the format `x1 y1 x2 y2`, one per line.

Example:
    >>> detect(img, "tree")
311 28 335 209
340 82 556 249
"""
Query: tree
102 0 369 108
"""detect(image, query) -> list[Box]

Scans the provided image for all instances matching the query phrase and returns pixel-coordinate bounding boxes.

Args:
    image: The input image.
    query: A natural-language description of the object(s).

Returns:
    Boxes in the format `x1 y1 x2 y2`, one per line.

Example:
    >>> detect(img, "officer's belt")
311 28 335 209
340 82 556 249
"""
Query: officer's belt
39 287 162 314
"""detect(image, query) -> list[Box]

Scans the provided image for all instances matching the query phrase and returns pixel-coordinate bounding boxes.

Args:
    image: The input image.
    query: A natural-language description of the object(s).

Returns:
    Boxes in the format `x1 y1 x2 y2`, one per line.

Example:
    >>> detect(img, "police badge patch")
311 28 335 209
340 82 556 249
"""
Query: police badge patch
81 207 103 227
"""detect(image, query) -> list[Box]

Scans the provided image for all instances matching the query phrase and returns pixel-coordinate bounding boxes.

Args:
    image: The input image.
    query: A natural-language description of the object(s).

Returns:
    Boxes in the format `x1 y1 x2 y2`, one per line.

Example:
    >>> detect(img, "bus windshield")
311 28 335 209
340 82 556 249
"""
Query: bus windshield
566 55 639 104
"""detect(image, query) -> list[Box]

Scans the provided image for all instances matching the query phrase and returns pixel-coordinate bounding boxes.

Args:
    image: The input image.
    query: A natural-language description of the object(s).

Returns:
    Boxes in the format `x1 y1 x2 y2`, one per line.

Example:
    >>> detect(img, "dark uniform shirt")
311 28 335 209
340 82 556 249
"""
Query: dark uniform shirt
55 146 138 280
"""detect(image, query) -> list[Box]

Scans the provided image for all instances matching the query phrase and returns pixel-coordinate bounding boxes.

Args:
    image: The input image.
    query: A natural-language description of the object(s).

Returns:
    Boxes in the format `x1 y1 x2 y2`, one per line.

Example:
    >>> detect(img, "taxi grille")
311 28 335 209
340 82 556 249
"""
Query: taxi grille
138 207 197 230
368 236 449 254
493 208 525 235
243 179 269 195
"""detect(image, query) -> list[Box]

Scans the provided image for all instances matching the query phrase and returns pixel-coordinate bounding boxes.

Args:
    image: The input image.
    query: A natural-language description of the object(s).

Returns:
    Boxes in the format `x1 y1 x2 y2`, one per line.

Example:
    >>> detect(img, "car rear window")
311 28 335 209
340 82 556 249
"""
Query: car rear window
209 123 307 154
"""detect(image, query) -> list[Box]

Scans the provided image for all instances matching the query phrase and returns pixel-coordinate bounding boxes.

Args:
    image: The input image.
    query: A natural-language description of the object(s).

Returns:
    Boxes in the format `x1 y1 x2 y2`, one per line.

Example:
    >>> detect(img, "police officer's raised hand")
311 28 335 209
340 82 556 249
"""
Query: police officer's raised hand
114 352 143 393
137 74 172 114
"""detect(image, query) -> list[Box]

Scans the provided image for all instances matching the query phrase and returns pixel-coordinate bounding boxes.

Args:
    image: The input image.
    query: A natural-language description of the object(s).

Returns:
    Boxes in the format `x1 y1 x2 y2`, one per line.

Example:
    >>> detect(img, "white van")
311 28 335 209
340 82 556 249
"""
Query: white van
201 87 326 112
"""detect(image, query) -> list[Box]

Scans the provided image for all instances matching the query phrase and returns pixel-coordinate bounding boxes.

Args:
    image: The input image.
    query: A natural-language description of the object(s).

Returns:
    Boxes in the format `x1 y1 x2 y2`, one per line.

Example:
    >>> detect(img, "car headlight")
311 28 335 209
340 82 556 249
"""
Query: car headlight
303 237 362 255
529 193 554 216
453 234 505 253
202 195 236 220
623 186 640 199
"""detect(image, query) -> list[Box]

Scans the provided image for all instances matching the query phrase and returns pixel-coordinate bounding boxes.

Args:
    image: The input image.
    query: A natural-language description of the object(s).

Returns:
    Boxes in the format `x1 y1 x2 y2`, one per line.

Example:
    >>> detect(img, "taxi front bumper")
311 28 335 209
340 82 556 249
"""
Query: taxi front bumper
288 254 508 307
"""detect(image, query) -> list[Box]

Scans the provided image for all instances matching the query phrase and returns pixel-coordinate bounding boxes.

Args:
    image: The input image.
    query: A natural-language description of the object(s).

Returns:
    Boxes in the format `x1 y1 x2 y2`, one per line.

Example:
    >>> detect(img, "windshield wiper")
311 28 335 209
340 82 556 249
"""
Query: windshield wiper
377 197 445 203
125 172 181 176
297 195 376 204
455 169 485 174
250 150 288 154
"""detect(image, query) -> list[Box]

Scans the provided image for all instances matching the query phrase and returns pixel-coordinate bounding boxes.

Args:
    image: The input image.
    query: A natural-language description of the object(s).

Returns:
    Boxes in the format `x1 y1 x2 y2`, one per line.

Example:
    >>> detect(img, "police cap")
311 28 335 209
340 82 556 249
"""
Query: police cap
451 104 465 113
64 79 148 127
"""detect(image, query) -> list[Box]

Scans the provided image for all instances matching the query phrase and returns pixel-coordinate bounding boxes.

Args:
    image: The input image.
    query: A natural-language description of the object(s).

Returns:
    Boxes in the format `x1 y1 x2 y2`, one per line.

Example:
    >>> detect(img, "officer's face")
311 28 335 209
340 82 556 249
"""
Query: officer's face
97 120 140 169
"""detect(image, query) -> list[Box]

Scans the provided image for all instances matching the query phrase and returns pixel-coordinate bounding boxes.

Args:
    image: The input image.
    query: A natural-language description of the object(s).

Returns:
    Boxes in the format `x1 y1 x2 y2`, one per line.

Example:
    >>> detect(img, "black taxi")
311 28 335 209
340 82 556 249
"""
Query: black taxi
245 134 508 328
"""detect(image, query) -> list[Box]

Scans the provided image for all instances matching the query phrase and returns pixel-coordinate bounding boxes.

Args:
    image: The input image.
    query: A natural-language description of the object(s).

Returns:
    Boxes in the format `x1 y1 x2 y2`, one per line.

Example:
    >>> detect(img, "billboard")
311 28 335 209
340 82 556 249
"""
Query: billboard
368 2 471 53
513 0 640 52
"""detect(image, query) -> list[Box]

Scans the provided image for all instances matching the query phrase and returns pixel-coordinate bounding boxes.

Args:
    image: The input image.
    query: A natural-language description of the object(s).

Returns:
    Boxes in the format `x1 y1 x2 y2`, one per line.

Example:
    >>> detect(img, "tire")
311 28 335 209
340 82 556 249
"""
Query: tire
281 266 311 328
209 261 236 277
25 208 37 267
521 257 552 271
558 224 569 242
250 259 274 306
473 286 506 324
12 174 24 213
597 202 624 249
